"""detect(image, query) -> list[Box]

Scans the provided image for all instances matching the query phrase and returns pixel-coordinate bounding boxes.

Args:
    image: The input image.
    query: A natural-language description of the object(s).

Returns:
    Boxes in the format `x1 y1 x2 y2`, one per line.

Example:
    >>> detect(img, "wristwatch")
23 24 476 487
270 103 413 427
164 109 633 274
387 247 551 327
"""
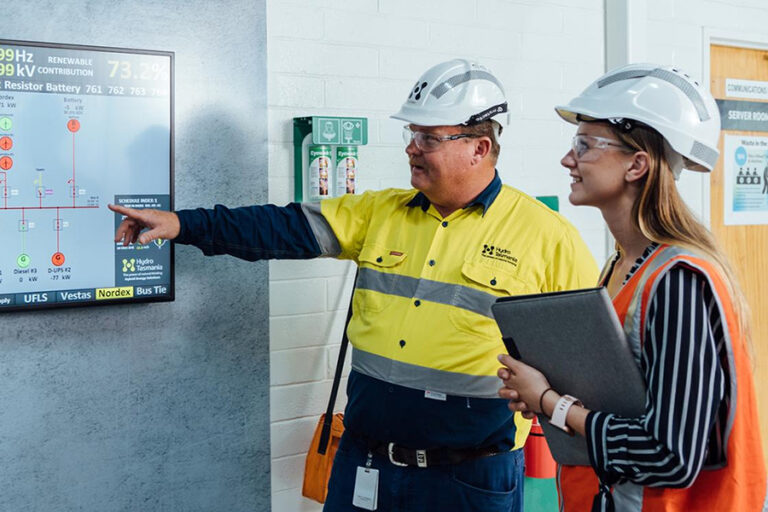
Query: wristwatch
549 394 582 435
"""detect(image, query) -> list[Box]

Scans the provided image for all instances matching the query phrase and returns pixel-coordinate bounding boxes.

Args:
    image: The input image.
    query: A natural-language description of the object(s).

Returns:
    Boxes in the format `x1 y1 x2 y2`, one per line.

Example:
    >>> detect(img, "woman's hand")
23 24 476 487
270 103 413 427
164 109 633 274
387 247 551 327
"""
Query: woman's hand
497 354 551 418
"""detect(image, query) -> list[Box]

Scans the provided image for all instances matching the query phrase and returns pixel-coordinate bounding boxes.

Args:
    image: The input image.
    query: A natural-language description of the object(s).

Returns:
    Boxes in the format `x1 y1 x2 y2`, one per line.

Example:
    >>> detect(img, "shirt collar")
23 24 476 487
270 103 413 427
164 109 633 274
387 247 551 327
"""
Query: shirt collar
405 170 502 216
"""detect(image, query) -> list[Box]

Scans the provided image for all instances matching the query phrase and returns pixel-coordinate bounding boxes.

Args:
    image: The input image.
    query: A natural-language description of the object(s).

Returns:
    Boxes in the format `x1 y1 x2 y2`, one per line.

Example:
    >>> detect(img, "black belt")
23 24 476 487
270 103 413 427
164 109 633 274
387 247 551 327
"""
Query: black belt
346 429 506 468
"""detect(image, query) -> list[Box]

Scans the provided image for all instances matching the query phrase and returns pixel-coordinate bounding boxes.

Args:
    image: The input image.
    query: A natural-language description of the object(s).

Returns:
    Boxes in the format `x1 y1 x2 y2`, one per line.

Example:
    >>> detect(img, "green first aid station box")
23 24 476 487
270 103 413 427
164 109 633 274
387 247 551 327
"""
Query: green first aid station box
293 116 368 202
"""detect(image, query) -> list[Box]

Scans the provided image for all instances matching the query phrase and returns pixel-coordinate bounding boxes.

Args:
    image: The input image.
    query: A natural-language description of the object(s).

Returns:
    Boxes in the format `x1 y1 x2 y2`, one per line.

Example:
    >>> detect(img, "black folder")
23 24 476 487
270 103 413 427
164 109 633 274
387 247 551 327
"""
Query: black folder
492 287 646 466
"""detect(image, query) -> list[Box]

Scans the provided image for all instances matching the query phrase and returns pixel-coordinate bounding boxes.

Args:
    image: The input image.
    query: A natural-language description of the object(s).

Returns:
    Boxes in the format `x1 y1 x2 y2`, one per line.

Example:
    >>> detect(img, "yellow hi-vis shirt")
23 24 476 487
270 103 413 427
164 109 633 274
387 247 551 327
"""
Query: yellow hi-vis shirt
320 185 599 448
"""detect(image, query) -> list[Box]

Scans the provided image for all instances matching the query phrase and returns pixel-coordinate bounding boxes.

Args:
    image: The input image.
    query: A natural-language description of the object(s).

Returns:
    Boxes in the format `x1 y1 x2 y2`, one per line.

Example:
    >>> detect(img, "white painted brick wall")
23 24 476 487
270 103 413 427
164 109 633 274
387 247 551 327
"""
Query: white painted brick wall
266 1 768 510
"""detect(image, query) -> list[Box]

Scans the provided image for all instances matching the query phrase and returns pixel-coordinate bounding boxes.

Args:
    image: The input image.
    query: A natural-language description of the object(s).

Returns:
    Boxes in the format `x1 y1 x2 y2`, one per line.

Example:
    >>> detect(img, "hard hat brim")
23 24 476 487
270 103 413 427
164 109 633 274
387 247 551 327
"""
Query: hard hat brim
390 106 464 127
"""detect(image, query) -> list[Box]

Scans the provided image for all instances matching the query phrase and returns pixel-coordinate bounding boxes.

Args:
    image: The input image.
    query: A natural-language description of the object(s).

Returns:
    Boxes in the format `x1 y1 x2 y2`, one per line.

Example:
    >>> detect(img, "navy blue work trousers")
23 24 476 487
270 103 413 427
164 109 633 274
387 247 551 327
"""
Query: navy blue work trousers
323 432 524 512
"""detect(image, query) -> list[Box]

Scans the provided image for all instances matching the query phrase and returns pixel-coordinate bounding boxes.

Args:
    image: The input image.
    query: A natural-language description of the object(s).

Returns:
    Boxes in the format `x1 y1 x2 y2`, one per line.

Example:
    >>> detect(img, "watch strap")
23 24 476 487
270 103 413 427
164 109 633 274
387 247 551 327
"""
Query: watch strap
549 394 581 434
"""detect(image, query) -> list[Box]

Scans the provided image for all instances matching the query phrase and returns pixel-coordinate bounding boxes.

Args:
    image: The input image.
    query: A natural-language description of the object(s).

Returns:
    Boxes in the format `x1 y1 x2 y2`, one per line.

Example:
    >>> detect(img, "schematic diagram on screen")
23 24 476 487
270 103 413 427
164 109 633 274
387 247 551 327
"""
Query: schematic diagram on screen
0 40 173 311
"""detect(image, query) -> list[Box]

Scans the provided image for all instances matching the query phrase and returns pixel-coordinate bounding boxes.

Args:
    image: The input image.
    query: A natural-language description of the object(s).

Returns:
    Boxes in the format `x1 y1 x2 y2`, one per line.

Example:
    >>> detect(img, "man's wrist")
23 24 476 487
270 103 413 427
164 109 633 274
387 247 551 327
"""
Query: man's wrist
173 210 189 242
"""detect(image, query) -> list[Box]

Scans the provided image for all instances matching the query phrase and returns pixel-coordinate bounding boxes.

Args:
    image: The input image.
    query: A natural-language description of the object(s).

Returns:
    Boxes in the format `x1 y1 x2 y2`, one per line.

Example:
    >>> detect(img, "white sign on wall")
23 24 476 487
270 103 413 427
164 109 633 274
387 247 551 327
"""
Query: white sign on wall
725 78 768 100
723 134 768 225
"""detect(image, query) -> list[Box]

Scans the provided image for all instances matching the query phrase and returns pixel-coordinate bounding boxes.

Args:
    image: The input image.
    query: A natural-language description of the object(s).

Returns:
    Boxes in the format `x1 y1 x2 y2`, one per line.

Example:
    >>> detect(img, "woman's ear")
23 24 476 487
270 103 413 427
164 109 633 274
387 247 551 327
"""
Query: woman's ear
625 151 650 182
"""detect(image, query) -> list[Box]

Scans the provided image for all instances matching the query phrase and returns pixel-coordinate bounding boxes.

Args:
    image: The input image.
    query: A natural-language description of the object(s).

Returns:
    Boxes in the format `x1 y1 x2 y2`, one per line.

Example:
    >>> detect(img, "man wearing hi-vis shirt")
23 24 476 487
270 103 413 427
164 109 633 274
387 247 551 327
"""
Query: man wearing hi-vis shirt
110 59 598 512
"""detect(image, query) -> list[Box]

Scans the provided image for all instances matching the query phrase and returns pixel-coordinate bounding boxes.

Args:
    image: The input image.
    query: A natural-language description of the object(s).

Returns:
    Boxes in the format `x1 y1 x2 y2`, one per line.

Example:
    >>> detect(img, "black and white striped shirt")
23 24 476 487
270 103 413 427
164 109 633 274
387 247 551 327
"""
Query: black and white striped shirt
585 246 727 488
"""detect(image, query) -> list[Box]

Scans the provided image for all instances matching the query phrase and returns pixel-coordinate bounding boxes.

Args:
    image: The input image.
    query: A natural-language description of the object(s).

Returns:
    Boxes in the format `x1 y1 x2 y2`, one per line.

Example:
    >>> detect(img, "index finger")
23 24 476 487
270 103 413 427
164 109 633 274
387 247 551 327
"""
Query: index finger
108 203 141 218
108 203 130 215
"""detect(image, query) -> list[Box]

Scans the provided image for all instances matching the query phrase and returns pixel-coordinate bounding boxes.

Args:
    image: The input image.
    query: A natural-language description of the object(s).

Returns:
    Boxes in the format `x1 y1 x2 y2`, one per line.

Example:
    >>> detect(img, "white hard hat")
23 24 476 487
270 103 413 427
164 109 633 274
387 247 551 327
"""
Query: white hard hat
391 59 509 127
555 63 721 176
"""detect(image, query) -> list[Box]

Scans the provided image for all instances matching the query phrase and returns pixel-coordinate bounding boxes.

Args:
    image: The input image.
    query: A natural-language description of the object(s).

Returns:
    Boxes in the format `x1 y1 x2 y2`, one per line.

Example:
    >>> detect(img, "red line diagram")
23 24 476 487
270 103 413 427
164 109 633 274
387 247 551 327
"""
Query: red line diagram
1 117 98 268
68 118 80 207
0 117 97 211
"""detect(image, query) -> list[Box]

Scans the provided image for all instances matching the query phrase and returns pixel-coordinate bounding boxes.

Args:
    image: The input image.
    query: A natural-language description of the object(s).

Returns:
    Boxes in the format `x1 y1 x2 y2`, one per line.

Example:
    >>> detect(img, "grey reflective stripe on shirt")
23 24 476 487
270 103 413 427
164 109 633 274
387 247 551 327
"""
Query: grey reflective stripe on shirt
300 202 341 257
352 347 501 398
625 245 739 460
431 70 505 100
356 266 498 318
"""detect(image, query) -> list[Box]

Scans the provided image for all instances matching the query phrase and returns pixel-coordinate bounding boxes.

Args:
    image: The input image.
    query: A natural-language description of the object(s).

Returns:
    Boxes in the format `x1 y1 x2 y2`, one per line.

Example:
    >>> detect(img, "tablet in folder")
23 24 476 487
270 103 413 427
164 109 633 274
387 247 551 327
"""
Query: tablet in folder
492 287 646 466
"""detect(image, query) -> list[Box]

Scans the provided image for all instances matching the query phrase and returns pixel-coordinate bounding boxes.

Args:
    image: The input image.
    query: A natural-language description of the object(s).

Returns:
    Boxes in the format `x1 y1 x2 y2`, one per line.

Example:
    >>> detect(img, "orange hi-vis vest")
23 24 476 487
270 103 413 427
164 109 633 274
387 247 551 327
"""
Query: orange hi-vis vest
558 245 767 512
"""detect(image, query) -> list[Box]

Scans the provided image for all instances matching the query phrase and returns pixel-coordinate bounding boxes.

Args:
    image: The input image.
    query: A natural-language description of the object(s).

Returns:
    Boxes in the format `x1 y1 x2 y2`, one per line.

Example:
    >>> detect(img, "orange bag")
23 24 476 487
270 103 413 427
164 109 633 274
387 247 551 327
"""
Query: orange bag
302 275 355 503
302 412 345 503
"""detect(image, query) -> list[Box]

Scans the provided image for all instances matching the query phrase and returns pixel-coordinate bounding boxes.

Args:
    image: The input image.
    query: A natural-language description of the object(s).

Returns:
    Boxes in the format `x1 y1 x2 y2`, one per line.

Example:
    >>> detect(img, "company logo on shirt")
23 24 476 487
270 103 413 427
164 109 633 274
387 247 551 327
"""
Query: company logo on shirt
482 244 518 266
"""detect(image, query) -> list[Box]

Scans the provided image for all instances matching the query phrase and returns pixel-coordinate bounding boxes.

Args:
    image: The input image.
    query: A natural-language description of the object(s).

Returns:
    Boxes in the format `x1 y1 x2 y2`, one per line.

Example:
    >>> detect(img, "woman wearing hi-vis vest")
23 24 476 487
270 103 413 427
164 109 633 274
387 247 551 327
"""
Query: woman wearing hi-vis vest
497 63 768 512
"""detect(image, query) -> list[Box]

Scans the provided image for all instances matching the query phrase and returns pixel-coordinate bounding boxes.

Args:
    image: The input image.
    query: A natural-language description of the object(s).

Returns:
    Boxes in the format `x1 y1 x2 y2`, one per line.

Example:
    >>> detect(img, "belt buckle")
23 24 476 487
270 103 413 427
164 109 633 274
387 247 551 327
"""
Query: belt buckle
387 443 428 468
387 442 408 467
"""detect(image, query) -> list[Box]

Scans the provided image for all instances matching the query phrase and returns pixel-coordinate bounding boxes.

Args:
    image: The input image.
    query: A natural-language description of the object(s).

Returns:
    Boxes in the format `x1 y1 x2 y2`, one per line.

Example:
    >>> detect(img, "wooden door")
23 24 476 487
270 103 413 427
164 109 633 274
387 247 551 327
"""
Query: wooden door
710 44 768 464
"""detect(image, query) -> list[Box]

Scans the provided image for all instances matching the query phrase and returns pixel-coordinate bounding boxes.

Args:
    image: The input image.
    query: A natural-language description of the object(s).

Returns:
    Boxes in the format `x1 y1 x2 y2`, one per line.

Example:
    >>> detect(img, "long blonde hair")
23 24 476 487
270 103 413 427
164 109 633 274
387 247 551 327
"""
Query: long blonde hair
611 122 753 355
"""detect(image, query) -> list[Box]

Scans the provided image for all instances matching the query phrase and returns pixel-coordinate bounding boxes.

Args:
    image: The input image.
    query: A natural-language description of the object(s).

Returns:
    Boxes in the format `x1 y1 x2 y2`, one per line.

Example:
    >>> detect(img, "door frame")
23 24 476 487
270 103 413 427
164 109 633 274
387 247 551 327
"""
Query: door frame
702 28 768 226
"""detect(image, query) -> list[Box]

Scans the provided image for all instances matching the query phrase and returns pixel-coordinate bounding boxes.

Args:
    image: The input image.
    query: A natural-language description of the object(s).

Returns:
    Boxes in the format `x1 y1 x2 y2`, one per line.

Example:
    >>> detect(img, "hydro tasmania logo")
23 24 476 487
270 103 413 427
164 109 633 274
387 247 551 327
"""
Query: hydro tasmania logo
481 243 519 266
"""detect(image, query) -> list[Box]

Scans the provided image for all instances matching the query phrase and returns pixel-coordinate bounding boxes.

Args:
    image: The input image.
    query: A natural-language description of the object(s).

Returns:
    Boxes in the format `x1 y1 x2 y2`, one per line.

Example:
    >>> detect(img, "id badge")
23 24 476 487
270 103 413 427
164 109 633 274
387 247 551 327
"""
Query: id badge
352 466 378 510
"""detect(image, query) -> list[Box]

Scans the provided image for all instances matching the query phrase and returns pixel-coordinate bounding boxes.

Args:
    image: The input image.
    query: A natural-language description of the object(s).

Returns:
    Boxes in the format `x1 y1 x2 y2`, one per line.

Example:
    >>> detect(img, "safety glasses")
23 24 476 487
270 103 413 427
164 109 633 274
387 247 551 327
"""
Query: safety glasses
403 126 479 153
571 134 632 161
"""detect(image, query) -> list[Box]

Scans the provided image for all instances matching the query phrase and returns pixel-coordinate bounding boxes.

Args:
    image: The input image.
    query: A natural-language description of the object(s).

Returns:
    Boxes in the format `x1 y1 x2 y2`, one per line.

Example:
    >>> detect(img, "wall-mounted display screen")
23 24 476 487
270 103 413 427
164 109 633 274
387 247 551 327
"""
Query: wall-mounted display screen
0 40 174 312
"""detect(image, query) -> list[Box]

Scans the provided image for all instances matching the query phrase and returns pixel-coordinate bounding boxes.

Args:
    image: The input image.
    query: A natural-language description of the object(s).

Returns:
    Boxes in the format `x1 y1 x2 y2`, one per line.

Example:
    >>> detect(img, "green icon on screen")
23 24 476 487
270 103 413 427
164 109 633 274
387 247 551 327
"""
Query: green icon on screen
17 254 30 268
122 258 136 272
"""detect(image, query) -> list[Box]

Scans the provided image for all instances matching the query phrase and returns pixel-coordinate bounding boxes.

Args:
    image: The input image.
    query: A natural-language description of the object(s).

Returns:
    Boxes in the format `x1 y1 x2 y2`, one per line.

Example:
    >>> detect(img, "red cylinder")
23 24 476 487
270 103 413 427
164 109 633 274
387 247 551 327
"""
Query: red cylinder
524 416 557 478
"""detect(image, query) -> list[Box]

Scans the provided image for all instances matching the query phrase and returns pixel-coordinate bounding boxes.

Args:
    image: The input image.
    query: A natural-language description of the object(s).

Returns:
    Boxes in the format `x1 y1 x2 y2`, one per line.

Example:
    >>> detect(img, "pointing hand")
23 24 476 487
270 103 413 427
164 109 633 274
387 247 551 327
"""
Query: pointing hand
108 203 180 246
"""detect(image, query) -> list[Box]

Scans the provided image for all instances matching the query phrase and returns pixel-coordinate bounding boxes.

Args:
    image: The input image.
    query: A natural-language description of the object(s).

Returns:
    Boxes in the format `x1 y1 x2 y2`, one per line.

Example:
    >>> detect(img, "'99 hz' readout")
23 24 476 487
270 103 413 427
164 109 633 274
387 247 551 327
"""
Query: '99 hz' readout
0 48 15 77
0 47 32 76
